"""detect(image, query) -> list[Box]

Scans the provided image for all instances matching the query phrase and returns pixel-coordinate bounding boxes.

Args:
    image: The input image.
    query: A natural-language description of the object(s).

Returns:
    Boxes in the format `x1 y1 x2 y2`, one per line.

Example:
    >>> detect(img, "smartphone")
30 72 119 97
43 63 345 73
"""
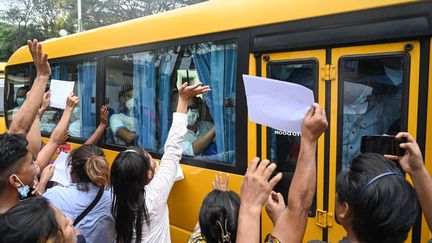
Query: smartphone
360 135 406 156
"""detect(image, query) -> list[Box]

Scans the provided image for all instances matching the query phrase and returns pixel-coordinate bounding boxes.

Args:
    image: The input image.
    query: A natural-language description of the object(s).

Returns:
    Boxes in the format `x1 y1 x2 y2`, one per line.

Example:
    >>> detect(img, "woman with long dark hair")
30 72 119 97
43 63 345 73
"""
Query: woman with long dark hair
110 82 210 243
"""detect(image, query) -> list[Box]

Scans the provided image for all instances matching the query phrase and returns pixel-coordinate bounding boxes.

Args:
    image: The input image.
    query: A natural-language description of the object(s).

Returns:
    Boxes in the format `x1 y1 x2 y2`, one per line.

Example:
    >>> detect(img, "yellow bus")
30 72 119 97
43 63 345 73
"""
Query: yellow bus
4 0 432 242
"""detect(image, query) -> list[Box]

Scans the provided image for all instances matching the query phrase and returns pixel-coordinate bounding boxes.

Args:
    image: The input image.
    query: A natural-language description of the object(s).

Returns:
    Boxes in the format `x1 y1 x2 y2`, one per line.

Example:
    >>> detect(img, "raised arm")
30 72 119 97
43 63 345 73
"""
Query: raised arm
85 106 109 145
236 158 282 243
9 40 51 134
271 104 327 243
36 93 78 170
147 82 210 201
26 91 50 159
386 132 432 231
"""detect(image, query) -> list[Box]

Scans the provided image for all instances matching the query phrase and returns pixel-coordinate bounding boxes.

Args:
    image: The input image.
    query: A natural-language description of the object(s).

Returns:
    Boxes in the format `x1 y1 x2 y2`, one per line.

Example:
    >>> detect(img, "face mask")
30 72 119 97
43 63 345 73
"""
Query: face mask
126 98 134 113
16 98 25 107
343 82 373 115
12 174 30 200
187 109 199 126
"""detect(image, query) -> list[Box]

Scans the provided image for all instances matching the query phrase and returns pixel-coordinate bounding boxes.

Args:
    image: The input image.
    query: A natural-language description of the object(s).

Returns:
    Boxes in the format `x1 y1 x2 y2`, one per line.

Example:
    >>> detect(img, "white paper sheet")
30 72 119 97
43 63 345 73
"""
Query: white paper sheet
242 75 314 133
50 79 75 109
51 152 72 186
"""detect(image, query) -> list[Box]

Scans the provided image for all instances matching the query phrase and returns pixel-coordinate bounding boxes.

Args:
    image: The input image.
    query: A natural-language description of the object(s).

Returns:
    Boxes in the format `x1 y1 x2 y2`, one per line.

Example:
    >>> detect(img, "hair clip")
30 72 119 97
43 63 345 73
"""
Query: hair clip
216 219 231 243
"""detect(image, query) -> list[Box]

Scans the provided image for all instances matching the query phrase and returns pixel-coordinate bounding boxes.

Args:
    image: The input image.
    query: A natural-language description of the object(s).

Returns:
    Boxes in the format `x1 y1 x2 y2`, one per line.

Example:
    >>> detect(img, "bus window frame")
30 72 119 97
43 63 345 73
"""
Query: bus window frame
101 36 246 174
5 30 249 175
4 63 36 129
265 58 319 217
336 53 410 174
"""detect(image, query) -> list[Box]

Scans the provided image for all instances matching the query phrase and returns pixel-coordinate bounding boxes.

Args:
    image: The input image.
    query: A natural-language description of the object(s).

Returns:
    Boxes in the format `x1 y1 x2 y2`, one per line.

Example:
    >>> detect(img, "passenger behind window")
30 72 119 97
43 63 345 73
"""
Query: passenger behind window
109 88 136 145
183 96 216 157
8 86 29 123
342 60 403 170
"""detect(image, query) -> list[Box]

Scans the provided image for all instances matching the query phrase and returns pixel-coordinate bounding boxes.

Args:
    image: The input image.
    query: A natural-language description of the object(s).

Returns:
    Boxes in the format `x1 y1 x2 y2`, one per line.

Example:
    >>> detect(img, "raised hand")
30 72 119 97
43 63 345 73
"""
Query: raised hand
240 158 282 213
212 172 229 191
385 132 424 175
66 92 79 111
41 91 51 109
27 39 51 77
179 82 211 102
100 105 109 125
301 103 328 144
265 191 286 224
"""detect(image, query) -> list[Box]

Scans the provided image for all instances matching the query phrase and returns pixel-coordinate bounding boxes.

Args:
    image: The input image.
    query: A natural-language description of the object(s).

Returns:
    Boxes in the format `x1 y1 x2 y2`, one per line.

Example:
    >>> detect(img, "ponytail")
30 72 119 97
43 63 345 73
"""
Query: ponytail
68 144 108 191
85 155 110 187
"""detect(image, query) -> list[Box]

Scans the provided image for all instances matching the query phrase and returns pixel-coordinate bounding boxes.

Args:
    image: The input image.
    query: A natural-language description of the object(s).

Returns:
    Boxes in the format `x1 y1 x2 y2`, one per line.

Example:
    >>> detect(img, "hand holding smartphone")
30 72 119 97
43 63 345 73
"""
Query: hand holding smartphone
360 135 406 156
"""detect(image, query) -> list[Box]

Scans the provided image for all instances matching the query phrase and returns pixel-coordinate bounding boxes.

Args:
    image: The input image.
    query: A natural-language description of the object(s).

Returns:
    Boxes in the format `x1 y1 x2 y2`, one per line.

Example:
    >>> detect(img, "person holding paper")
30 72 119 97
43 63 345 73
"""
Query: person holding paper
43 144 114 243
110 88 137 145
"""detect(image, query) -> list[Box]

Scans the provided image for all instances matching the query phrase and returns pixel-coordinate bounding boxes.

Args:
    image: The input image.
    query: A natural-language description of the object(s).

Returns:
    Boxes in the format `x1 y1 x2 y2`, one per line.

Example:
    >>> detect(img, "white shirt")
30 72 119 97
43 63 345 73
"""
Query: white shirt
135 112 187 243
109 113 136 145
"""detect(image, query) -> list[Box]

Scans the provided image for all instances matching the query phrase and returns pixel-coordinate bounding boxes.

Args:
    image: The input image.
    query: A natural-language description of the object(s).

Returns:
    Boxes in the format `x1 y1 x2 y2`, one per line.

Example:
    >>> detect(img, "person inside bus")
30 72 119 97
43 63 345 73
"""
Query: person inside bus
43 144 114 243
0 196 85 243
236 104 328 243
188 173 239 243
342 60 402 170
110 88 136 145
7 86 30 123
385 132 432 233
183 96 216 157
110 82 210 243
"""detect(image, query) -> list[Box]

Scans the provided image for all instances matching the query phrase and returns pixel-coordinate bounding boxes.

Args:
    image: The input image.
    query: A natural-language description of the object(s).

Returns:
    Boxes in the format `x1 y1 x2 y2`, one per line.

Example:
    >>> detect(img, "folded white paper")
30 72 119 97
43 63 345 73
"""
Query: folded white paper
50 79 75 109
51 152 72 186
242 74 314 133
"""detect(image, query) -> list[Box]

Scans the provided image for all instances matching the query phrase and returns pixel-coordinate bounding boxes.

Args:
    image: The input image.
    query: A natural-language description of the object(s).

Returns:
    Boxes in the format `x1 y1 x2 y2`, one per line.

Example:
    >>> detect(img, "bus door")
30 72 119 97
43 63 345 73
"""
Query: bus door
259 50 326 241
328 41 420 243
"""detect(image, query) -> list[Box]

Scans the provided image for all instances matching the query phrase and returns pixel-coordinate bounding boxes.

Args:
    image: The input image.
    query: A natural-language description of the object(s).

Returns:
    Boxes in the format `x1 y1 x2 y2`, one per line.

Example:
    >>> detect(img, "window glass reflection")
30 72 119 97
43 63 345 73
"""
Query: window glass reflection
340 57 405 170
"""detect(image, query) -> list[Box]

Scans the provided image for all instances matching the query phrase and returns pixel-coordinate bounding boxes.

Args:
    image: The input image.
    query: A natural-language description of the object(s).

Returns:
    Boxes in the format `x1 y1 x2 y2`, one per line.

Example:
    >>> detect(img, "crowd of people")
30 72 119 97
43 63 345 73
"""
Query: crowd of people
0 39 431 243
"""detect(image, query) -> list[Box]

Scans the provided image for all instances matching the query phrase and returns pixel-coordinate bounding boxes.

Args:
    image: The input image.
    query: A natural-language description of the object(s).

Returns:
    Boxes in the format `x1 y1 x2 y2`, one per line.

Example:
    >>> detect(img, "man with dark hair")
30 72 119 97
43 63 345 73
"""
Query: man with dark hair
335 153 418 243
0 39 50 213
0 134 37 213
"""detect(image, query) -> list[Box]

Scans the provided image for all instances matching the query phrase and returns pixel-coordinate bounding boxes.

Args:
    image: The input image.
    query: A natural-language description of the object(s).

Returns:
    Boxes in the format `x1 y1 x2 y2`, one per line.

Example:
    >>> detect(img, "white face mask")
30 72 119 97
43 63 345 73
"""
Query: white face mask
126 98 134 113
187 109 199 126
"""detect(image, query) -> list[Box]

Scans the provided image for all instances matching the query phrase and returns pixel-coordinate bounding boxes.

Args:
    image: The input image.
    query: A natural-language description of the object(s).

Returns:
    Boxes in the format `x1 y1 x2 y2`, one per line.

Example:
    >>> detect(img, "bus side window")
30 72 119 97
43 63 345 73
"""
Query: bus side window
5 65 31 126
105 54 136 147
40 61 97 140
340 56 405 171
267 61 317 204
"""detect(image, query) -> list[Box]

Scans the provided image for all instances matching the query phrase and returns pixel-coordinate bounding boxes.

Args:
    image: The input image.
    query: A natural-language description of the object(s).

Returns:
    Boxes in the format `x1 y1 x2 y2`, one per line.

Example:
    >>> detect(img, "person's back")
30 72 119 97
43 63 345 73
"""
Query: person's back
44 144 114 243
335 153 418 243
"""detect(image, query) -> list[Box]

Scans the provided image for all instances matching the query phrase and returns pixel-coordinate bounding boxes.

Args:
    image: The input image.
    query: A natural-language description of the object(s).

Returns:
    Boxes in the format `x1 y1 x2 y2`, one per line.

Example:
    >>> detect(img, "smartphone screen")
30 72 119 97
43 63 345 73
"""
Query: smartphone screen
360 135 406 156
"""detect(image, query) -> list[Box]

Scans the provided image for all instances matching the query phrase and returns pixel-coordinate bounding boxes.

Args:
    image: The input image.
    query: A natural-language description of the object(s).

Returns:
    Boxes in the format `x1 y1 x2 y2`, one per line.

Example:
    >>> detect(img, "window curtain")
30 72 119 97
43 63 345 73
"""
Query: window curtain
192 42 237 163
158 52 173 146
77 61 97 138
133 52 157 150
